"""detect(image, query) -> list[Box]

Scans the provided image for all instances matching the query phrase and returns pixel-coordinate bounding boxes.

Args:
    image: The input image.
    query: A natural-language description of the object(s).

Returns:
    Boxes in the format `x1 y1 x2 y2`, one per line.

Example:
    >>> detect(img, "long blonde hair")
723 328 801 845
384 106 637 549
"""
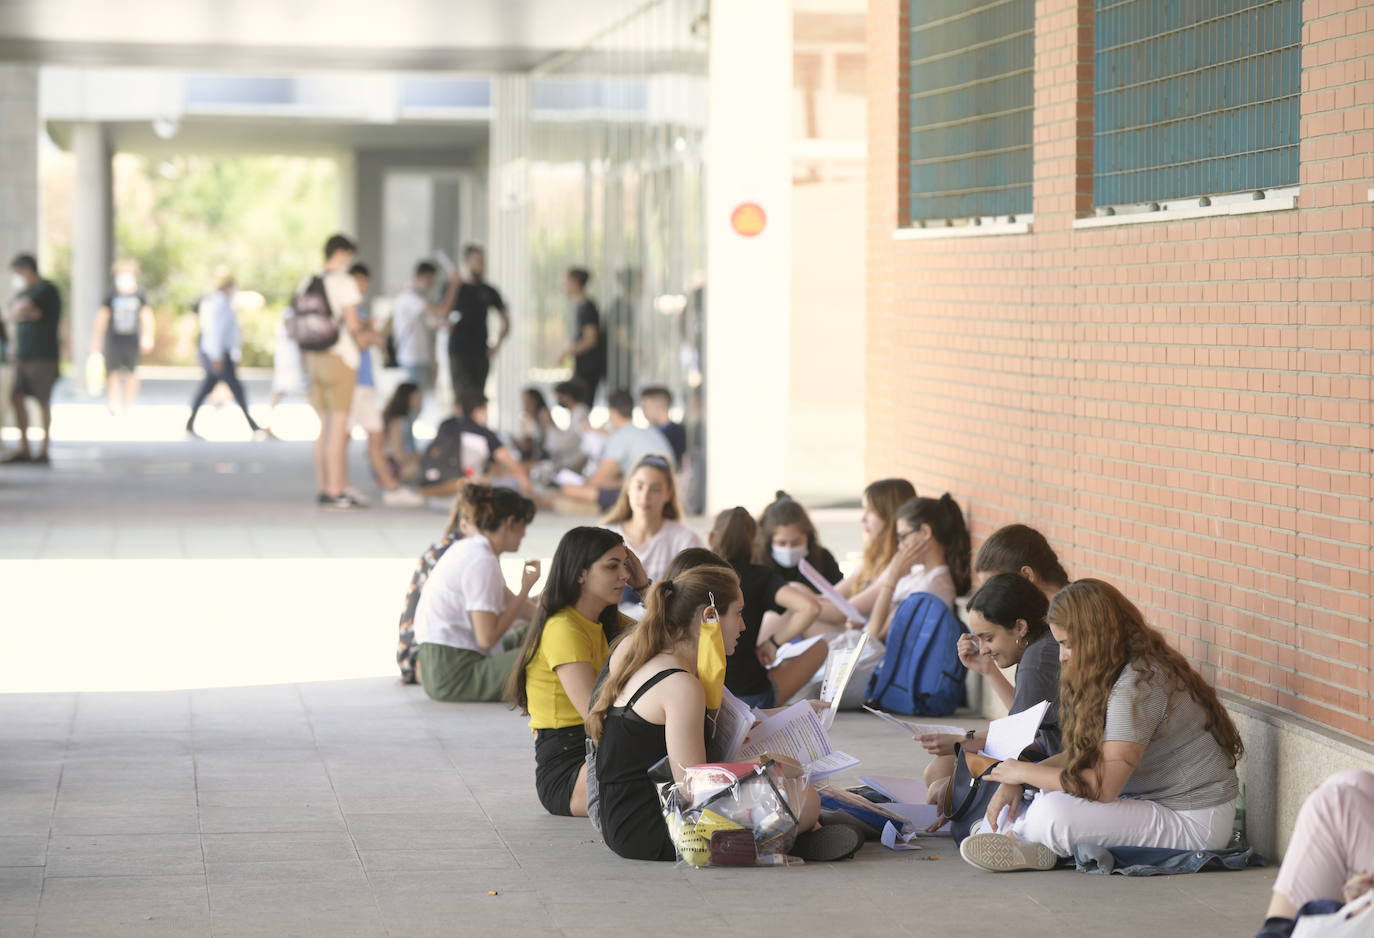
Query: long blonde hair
855 478 916 590
1050 579 1243 799
601 454 684 526
586 564 740 741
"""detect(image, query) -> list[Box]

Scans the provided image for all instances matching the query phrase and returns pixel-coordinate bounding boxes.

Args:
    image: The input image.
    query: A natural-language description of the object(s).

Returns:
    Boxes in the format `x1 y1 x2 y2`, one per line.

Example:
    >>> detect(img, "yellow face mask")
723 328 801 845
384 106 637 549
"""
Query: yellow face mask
697 593 727 710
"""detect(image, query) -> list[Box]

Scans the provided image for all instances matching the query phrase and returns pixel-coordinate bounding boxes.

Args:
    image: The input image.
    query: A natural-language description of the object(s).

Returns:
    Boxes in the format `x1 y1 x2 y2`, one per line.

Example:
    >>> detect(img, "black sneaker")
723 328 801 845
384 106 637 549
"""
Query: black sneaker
316 492 333 506
791 824 864 862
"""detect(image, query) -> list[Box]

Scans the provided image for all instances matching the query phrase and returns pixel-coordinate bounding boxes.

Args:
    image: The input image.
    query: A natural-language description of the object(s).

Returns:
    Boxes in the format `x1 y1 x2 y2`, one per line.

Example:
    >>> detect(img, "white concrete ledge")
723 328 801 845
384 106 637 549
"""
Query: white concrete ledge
894 217 1032 240
1075 188 1298 229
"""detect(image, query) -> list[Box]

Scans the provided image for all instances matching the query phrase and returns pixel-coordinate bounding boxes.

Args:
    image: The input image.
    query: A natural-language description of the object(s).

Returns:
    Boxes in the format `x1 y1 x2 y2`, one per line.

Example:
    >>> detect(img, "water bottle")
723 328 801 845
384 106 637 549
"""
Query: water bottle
1229 784 1247 849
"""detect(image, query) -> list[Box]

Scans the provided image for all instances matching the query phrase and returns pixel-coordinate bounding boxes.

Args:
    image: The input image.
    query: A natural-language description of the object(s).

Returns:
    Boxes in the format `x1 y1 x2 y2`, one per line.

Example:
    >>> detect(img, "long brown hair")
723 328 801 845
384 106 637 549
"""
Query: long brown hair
586 565 740 741
975 523 1069 590
709 507 755 568
1050 579 1243 799
600 455 684 526
856 478 916 590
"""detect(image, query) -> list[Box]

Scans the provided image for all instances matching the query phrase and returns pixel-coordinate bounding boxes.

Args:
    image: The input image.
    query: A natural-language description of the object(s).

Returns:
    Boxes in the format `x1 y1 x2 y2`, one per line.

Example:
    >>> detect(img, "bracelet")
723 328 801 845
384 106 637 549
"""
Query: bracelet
632 579 651 593
965 729 977 741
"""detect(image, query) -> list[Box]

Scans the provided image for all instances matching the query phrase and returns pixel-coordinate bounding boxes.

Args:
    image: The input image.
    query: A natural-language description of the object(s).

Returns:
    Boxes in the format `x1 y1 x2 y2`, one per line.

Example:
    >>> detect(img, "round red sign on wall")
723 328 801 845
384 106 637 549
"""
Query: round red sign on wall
730 202 767 237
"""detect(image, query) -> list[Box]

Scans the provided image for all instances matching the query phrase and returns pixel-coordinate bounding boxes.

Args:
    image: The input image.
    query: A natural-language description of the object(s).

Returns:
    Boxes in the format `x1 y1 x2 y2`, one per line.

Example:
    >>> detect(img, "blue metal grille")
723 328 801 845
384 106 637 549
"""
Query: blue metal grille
1094 0 1301 206
907 0 1034 222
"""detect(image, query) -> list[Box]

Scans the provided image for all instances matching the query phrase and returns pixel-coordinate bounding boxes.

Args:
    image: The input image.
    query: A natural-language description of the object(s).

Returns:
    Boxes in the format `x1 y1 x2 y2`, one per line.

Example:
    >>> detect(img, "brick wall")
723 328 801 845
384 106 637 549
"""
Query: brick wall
866 0 1373 742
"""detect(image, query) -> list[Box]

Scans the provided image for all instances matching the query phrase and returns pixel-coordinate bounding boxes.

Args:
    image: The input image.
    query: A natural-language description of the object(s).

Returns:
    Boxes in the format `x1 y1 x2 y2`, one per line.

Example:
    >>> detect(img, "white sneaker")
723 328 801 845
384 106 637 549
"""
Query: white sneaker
959 832 1058 872
382 487 424 508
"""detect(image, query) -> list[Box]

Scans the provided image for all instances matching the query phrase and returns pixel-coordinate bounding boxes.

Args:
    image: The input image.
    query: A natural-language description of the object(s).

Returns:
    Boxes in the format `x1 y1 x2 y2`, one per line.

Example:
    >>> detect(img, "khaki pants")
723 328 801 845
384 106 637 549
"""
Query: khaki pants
417 626 527 702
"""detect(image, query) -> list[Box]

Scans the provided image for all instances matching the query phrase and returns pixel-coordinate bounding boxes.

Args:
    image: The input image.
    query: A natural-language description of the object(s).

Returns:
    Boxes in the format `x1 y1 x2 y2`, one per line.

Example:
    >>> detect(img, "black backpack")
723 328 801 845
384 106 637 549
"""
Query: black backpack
285 275 339 351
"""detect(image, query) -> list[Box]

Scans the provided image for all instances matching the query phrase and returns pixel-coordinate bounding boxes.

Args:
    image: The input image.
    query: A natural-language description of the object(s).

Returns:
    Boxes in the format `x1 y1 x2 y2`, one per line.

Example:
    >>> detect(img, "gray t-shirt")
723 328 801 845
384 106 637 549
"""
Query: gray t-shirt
601 424 672 477
1011 631 1061 755
1104 662 1238 811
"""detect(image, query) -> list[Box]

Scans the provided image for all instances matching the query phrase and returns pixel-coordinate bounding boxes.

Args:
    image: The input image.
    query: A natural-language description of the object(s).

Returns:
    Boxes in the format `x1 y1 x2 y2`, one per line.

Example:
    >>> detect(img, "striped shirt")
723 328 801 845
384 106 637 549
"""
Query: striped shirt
1104 661 1239 811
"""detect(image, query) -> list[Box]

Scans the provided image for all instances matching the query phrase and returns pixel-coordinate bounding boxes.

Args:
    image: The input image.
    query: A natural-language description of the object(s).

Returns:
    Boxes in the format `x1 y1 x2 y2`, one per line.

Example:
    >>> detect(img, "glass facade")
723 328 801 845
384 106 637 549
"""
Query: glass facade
1094 0 1301 205
501 0 709 504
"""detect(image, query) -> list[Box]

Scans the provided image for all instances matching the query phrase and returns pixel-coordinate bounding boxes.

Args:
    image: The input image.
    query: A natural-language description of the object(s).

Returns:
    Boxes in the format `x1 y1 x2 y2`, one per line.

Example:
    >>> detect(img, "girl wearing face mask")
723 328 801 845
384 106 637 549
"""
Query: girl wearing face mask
505 527 650 817
863 493 972 642
601 455 703 583
412 484 541 702
588 565 863 862
708 508 827 708
91 262 155 416
814 478 916 627
755 491 844 589
919 573 1062 814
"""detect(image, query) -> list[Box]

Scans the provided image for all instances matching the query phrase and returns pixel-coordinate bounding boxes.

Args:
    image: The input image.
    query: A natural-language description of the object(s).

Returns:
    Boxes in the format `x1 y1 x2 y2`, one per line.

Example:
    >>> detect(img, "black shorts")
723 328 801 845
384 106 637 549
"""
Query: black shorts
105 337 140 373
13 359 58 403
449 352 489 397
534 725 588 816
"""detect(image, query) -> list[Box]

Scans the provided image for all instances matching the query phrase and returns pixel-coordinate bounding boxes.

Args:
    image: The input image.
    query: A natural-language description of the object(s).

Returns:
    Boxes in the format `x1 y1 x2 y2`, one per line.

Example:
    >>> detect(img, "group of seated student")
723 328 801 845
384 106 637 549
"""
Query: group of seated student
398 471 1366 923
559 390 675 511
420 390 532 498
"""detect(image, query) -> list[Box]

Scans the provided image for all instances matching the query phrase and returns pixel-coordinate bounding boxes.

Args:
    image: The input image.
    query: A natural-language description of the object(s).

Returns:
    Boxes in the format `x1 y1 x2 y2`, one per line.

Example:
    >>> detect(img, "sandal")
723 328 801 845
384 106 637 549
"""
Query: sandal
791 824 864 862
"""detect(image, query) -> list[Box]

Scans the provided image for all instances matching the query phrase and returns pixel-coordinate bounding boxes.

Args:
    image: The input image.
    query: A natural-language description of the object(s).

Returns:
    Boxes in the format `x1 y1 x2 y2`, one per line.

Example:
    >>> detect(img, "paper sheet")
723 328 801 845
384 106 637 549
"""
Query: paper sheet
818 633 869 728
798 558 867 625
982 700 1050 760
1290 890 1374 938
882 802 945 832
706 689 756 764
734 700 859 779
768 634 825 667
881 821 922 851
858 774 928 804
862 705 963 738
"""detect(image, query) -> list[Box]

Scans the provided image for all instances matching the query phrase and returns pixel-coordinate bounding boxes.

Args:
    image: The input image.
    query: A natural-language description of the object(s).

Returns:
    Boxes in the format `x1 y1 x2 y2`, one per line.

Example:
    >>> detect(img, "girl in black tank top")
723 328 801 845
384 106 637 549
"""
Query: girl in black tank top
595 667 685 861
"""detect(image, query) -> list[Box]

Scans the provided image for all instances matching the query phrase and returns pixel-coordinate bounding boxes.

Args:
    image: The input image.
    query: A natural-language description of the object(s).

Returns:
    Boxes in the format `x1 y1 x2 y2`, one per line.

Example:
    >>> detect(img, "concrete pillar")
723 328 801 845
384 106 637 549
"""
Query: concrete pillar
71 122 113 379
704 0 793 511
0 65 39 290
487 74 531 432
431 178 461 261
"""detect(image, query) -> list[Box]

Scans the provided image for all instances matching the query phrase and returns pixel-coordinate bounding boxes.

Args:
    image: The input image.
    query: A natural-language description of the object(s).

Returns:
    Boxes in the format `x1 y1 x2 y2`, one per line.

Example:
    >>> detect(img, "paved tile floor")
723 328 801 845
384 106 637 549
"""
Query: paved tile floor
0 381 1278 937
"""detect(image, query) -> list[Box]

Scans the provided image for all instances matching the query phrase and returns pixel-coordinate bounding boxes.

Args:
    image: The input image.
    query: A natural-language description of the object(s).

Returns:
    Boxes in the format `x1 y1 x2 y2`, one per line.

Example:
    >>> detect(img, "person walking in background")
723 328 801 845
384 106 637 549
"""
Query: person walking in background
91 259 154 416
350 262 422 508
186 268 260 438
439 244 509 398
2 254 61 466
389 259 443 393
0 308 12 459
301 233 366 510
560 267 604 405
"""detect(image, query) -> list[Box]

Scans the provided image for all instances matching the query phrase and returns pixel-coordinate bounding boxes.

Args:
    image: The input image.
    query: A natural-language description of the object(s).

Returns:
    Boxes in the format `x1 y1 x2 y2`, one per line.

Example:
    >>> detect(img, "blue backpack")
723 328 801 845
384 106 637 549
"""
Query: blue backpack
865 592 968 716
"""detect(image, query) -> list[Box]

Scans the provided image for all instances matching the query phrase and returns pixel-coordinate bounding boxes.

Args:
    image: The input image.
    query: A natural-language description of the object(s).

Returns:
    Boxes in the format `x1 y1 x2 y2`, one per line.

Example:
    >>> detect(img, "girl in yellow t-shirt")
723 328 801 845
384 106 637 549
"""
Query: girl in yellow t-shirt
505 526 650 817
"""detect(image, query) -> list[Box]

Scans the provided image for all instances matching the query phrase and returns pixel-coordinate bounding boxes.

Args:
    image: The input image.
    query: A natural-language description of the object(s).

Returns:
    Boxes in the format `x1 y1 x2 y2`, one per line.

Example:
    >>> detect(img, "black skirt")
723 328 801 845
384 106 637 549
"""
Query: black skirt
534 725 589 816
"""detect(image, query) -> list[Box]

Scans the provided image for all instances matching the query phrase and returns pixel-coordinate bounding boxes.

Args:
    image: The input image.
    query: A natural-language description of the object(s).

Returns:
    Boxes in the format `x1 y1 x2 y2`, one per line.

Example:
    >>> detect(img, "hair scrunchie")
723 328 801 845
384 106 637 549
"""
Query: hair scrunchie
661 579 676 596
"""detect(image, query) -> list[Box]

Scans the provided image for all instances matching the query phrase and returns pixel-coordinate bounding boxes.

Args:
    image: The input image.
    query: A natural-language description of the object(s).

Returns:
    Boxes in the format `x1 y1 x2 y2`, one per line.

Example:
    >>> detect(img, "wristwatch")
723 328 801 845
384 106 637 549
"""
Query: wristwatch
964 729 977 741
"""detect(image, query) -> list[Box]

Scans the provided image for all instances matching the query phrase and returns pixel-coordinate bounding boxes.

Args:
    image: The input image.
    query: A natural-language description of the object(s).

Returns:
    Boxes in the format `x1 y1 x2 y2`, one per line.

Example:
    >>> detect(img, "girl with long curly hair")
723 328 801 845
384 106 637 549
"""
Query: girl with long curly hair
960 579 1244 872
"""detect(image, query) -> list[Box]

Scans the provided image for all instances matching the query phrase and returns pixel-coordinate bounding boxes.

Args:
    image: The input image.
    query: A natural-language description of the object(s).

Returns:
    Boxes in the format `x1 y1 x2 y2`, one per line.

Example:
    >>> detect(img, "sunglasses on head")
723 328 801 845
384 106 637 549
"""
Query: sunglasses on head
640 455 671 471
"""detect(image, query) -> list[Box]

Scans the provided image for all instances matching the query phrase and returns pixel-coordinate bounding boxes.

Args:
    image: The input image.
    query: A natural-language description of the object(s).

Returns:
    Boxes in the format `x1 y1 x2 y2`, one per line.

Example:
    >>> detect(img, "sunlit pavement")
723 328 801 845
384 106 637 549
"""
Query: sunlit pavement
0 377 1275 938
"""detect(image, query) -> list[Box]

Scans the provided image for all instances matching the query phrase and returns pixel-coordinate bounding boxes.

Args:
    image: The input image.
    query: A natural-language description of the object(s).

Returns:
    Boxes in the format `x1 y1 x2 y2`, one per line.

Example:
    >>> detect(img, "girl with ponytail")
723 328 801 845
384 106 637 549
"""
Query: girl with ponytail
864 493 972 642
589 564 861 863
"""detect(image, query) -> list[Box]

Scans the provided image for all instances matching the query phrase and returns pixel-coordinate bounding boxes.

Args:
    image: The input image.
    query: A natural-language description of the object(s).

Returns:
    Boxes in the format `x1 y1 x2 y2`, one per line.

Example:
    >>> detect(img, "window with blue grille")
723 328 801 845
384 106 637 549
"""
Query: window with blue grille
906 0 1034 223
1094 0 1301 206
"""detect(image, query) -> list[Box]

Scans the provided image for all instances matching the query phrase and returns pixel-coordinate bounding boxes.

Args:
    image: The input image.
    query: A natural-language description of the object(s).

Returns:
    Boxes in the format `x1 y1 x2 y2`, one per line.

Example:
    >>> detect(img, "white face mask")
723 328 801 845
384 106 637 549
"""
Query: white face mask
10 274 25 291
771 544 807 569
115 273 138 293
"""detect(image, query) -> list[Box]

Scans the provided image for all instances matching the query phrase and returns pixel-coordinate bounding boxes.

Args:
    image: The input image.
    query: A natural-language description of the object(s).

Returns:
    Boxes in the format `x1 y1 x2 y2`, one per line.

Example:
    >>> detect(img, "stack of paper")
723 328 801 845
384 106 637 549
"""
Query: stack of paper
734 700 858 779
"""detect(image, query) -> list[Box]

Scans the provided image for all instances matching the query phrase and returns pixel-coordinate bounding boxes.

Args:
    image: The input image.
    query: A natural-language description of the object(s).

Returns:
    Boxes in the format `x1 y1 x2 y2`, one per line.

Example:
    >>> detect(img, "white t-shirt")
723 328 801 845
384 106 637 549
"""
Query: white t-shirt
413 535 510 654
605 519 704 583
390 287 432 367
320 269 363 369
892 563 956 610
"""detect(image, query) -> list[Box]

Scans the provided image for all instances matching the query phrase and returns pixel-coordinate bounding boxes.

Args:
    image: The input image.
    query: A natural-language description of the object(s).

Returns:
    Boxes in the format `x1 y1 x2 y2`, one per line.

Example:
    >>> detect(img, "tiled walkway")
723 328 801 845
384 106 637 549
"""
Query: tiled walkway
0 389 1278 937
